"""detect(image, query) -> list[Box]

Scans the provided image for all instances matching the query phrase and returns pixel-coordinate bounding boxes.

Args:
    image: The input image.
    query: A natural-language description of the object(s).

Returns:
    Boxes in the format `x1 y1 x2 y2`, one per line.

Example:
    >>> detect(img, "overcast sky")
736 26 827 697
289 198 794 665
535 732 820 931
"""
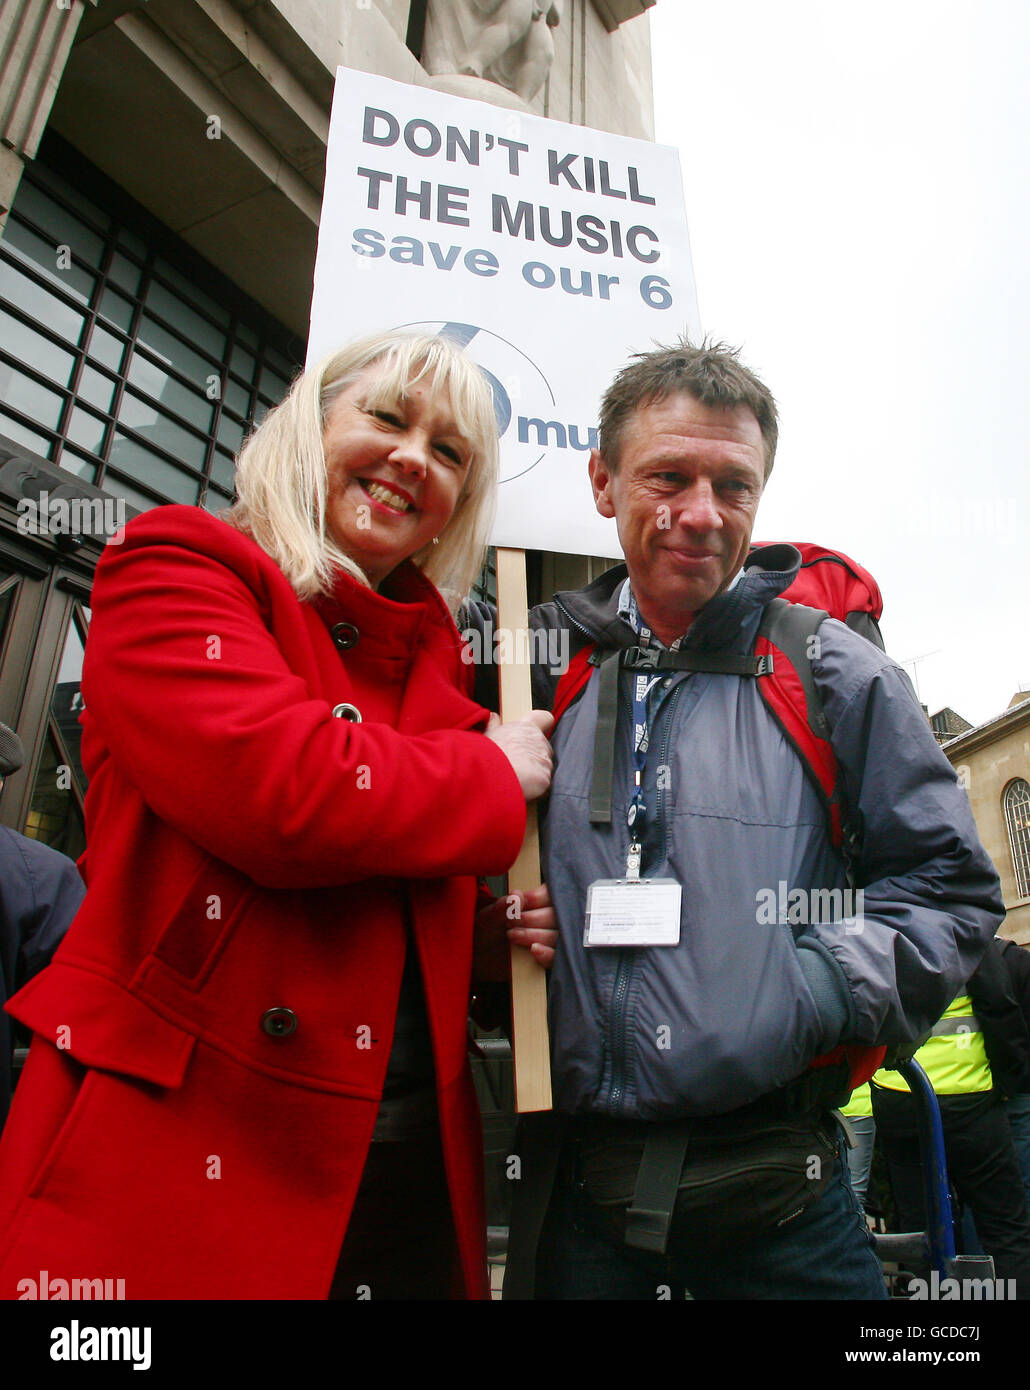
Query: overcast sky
649 1 1027 728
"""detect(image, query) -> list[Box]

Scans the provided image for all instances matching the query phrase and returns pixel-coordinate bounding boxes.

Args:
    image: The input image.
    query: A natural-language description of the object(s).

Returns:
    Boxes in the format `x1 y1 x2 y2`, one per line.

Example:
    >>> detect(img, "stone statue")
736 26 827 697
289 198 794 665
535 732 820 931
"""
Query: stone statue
423 1 563 106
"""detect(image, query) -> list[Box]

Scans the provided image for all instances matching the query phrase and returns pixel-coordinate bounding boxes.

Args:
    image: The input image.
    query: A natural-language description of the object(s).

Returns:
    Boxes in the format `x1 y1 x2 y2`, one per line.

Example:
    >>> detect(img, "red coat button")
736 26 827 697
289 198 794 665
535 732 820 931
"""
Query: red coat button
261 1007 298 1037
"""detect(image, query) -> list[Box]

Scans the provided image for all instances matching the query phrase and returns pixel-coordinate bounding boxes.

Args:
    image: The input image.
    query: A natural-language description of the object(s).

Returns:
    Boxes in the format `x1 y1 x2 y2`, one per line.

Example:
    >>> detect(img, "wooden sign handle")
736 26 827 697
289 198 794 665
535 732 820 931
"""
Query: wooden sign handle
495 546 552 1113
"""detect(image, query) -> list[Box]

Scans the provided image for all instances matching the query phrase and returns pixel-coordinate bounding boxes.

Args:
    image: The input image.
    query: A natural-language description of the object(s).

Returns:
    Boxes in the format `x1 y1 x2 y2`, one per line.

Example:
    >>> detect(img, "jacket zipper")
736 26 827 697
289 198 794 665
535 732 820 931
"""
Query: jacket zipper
655 682 685 863
607 954 633 1113
552 594 602 644
605 682 685 1114
552 593 689 1117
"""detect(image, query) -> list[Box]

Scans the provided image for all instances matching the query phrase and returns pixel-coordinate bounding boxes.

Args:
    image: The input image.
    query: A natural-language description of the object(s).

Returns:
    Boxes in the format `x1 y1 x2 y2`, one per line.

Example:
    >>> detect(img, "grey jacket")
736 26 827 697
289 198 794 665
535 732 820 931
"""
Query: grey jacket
528 546 1004 1119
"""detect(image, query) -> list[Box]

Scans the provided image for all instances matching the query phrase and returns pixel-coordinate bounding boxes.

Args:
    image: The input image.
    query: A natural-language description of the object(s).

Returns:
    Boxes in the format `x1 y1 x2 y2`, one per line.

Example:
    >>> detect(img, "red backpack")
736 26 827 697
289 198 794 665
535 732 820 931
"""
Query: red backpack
550 542 888 1092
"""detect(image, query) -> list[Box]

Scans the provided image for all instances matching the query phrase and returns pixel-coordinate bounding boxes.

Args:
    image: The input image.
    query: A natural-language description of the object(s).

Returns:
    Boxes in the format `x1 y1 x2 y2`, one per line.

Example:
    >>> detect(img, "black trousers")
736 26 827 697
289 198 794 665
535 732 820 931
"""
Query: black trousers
872 1086 1030 1294
329 1127 461 1300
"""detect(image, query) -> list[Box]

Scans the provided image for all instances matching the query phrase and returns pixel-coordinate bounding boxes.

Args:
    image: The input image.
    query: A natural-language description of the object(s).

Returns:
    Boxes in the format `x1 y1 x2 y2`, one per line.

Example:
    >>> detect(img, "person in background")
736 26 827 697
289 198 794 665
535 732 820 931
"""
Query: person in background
0 330 555 1300
872 937 1030 1295
998 937 1030 1207
840 1083 876 1209
0 723 84 1130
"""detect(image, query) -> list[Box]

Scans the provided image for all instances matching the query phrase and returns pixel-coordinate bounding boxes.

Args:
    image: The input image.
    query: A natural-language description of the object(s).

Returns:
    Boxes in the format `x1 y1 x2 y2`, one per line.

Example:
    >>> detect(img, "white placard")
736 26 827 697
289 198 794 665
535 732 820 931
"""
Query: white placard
308 68 700 557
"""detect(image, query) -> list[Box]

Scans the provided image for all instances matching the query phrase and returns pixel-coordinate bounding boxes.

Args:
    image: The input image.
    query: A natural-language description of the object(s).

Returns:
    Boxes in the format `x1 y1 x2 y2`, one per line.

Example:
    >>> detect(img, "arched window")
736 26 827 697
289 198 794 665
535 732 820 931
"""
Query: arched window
1004 779 1030 899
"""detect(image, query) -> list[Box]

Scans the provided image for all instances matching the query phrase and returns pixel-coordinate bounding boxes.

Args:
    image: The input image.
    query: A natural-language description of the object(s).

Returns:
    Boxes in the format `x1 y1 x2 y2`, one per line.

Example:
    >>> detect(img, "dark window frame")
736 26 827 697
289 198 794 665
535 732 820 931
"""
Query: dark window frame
0 132 304 513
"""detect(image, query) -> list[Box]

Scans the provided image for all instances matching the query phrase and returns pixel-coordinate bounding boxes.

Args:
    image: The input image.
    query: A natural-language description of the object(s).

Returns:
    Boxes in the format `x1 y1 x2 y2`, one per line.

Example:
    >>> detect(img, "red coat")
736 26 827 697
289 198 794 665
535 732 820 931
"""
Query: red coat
0 506 525 1299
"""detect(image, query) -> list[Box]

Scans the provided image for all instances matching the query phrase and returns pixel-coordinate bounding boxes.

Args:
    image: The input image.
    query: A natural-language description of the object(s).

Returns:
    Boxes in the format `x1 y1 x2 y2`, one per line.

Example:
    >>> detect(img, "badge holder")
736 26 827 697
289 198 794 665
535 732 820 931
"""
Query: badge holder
585 837 682 948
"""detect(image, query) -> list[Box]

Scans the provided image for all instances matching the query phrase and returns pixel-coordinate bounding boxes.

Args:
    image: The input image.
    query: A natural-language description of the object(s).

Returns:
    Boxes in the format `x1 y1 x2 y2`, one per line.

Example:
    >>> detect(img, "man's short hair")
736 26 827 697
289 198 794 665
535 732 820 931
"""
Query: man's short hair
598 338 778 478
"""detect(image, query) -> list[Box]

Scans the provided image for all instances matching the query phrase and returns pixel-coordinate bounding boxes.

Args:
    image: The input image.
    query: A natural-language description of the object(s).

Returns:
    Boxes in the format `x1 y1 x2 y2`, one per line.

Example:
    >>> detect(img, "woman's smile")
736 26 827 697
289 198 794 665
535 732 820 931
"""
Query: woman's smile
323 367 470 586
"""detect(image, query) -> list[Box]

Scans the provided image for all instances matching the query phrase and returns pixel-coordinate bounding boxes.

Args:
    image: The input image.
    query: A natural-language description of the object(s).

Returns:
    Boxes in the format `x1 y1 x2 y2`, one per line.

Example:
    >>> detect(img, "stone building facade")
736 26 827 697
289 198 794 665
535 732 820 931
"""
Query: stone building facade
944 696 1030 945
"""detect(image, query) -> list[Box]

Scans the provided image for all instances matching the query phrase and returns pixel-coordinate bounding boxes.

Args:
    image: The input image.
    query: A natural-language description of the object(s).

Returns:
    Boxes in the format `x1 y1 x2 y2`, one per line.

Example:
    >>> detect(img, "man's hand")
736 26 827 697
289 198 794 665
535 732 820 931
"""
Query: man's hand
474 884 558 982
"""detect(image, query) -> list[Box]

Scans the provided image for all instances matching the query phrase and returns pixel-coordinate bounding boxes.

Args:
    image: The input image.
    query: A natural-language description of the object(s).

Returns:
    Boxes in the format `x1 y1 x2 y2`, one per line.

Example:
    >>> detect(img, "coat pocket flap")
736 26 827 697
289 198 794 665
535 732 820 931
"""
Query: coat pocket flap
6 961 196 1088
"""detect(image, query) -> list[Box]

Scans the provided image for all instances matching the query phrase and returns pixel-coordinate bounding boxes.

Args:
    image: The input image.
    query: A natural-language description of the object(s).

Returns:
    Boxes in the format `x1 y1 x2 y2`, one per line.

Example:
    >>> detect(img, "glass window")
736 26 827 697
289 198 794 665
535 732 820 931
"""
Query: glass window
108 251 143 297
118 227 147 259
118 393 208 469
210 450 237 491
0 409 52 454
147 279 227 361
86 324 126 373
1004 780 1030 899
77 364 117 414
2 218 56 272
127 352 215 433
152 257 231 327
0 262 86 346
0 310 76 385
0 580 17 654
230 343 256 383
12 182 106 265
0 363 66 430
51 256 96 308
1 219 96 304
57 448 99 484
136 313 215 386
223 379 250 416
98 285 135 333
107 435 200 504
202 489 232 516
65 406 106 456
263 345 295 379
52 611 88 788
25 728 84 860
99 471 159 515
4 158 303 513
216 414 244 454
25 166 109 237
258 362 290 402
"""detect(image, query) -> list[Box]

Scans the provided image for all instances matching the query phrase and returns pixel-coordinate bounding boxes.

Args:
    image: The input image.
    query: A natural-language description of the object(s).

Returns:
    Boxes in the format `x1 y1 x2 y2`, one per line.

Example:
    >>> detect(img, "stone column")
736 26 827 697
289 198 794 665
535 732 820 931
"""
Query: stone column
0 0 96 234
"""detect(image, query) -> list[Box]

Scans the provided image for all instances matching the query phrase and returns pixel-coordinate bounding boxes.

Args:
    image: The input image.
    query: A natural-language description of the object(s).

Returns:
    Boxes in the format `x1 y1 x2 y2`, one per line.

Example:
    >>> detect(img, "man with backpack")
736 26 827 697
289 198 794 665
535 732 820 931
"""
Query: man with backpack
500 339 1004 1299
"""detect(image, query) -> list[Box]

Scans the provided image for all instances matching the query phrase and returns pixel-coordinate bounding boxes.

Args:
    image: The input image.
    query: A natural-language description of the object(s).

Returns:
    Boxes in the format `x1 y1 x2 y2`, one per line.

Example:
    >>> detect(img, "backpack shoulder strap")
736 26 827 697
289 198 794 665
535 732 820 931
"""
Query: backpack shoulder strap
755 598 853 860
551 640 598 724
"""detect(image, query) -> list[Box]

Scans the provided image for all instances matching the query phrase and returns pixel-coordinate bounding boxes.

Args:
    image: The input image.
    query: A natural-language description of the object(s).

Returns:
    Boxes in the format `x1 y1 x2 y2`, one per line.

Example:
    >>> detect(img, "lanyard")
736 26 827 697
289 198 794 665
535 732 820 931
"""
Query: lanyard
625 620 681 878
626 668 670 879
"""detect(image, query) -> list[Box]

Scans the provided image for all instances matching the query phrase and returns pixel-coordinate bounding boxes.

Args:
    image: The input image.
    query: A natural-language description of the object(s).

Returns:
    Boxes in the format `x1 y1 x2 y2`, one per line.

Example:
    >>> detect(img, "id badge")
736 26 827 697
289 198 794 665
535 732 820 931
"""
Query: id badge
584 878 682 947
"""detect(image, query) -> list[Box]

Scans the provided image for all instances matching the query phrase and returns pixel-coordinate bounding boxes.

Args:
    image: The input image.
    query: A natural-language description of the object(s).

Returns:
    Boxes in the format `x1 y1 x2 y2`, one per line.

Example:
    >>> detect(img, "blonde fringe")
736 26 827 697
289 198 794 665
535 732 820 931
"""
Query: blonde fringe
226 331 499 611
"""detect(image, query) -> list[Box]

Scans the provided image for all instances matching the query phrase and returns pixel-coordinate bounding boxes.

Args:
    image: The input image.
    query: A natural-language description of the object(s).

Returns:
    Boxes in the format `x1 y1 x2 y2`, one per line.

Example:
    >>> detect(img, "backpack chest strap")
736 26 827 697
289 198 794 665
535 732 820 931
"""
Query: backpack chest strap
617 646 774 677
588 647 774 827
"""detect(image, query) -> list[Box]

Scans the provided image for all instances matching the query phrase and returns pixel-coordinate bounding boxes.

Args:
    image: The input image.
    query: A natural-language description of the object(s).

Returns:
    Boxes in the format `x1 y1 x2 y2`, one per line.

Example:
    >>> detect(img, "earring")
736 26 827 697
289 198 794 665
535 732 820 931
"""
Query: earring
432 537 440 545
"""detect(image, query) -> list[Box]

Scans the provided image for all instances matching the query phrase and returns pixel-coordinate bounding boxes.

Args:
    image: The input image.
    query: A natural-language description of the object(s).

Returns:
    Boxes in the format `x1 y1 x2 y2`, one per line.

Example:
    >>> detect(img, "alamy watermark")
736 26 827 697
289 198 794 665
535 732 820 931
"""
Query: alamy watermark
17 491 126 544
908 1270 1016 1300
18 1270 126 1299
756 880 865 932
461 621 569 674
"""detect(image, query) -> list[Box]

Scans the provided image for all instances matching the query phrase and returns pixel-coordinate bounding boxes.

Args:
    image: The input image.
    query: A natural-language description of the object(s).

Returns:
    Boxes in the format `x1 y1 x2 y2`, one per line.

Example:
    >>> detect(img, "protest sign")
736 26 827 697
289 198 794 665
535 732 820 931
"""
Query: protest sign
309 69 699 1109
309 68 699 556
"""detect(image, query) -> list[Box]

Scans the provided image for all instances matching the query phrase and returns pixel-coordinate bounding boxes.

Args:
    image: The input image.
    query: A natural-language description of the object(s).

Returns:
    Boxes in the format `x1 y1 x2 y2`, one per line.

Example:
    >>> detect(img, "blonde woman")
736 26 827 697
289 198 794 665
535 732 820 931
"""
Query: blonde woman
0 331 555 1300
